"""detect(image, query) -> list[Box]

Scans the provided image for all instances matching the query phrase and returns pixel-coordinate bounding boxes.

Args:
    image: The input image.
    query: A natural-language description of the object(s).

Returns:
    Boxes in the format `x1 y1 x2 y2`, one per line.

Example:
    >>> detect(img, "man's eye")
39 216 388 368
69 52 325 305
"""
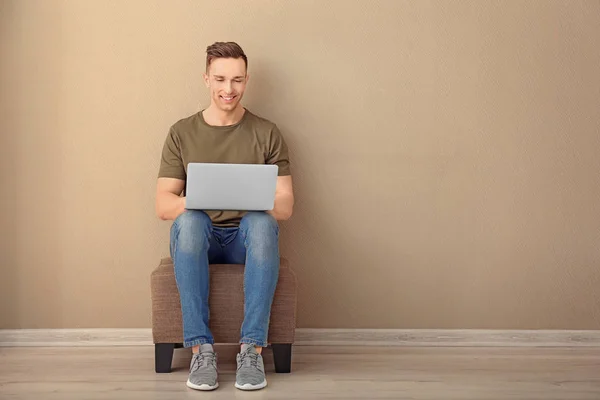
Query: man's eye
216 79 224 82
234 80 242 83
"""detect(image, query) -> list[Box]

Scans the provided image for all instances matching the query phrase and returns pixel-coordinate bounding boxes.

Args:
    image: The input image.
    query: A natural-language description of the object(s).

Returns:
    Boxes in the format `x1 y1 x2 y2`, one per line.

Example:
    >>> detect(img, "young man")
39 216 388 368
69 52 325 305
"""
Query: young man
155 42 294 391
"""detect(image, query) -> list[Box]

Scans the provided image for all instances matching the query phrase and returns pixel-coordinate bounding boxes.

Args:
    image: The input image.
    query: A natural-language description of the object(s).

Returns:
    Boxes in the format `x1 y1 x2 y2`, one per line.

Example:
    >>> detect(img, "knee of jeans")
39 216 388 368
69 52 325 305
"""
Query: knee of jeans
174 210 212 253
241 212 278 237
241 212 279 260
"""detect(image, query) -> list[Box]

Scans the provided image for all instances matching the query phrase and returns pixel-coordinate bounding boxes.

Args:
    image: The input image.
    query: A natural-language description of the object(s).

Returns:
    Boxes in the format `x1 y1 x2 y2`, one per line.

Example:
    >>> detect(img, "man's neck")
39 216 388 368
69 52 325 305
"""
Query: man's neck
202 105 245 126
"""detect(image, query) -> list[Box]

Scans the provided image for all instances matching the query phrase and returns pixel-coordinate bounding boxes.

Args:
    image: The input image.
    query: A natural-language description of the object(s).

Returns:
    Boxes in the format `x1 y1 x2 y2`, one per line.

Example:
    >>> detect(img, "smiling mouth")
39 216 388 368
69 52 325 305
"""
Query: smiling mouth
220 95 236 101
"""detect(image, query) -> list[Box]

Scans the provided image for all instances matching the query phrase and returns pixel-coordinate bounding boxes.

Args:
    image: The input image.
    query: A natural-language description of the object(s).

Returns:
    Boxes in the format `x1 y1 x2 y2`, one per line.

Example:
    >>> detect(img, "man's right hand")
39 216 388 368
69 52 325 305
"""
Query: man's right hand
156 178 186 221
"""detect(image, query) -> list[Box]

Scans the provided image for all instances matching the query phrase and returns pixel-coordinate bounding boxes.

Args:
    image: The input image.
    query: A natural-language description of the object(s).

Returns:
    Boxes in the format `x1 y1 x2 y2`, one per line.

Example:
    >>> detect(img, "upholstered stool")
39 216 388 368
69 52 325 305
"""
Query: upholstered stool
150 257 297 373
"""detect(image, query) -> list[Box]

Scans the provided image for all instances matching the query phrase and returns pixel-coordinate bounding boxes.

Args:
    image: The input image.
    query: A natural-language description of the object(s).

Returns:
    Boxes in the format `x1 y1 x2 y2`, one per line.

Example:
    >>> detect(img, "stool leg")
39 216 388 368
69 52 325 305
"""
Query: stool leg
155 343 175 373
271 343 292 373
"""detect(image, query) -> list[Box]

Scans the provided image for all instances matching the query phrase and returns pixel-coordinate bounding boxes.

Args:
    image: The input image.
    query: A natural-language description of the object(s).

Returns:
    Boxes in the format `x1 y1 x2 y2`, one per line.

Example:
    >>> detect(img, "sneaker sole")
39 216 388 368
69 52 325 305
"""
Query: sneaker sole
186 380 219 391
235 379 267 391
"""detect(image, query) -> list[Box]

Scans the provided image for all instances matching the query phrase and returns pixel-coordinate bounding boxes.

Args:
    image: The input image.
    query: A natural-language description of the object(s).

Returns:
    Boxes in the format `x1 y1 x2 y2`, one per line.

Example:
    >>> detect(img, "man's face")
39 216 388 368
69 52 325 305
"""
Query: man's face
204 57 248 112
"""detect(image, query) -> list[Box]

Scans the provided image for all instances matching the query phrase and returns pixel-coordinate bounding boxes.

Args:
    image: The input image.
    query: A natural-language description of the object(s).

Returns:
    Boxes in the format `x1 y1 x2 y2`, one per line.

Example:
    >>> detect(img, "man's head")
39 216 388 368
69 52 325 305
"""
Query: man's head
203 42 248 112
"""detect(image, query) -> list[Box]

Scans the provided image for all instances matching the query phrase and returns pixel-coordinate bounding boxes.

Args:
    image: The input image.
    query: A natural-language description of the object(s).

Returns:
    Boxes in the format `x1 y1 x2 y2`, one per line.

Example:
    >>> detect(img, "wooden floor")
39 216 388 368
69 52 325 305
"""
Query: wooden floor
1 345 599 399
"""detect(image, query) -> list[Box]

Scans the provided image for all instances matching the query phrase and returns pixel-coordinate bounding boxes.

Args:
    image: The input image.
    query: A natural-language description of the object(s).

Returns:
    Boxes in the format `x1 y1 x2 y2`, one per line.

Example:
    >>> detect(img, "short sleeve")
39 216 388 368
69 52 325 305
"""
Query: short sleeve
158 127 186 180
266 125 291 176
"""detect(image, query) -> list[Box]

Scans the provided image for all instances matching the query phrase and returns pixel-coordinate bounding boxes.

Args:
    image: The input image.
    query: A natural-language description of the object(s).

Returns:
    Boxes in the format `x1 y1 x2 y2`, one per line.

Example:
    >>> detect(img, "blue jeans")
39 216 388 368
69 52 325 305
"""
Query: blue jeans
170 210 280 348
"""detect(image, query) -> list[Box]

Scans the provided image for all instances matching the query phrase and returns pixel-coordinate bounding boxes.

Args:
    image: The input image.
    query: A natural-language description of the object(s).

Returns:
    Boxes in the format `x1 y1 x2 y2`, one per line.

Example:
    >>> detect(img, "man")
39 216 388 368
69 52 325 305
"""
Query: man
155 41 294 391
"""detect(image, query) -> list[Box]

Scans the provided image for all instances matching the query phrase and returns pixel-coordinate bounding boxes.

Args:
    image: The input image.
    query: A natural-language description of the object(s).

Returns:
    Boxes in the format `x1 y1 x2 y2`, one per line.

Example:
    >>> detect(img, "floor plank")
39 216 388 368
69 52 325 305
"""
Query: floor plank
1 345 599 399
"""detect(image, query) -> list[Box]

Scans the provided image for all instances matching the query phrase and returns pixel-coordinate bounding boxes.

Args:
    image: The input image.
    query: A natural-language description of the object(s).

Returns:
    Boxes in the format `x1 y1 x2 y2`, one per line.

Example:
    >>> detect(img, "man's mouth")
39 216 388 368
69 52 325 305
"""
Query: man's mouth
221 95 236 102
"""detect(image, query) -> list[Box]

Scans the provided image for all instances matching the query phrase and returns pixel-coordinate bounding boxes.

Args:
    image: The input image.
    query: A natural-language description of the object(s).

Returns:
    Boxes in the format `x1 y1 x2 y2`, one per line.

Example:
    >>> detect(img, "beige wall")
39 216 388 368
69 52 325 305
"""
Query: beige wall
1 0 599 330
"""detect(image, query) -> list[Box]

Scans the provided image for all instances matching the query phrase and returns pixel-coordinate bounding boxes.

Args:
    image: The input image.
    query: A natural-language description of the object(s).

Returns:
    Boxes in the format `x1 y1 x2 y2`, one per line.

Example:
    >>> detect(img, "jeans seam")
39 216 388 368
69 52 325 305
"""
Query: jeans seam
239 223 248 247
240 337 268 347
184 338 214 347
170 221 179 263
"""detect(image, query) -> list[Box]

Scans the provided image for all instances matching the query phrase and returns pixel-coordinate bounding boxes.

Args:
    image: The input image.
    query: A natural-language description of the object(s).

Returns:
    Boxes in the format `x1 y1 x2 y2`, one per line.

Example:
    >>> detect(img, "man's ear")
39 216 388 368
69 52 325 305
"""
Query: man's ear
245 74 250 84
203 73 210 88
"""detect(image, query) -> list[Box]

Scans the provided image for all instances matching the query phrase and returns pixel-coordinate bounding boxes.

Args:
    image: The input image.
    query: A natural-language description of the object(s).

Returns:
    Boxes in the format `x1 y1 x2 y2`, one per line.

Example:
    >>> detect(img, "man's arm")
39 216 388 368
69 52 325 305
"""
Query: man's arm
156 177 186 221
267 175 294 221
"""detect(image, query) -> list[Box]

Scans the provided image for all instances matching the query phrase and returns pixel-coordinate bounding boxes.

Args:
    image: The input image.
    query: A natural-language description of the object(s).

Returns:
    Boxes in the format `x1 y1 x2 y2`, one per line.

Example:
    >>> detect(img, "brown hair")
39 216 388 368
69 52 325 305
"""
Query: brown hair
206 42 248 72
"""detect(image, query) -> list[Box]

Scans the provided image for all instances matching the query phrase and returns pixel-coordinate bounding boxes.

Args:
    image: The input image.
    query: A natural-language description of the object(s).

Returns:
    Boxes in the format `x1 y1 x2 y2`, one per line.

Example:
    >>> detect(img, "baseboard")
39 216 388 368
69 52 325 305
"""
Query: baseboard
1 328 600 347
293 328 600 347
0 329 153 347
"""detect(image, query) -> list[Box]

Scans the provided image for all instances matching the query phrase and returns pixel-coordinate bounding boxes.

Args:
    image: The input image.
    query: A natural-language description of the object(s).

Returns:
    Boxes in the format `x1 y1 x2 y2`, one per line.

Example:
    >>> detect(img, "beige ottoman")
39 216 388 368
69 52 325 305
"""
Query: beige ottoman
150 257 297 373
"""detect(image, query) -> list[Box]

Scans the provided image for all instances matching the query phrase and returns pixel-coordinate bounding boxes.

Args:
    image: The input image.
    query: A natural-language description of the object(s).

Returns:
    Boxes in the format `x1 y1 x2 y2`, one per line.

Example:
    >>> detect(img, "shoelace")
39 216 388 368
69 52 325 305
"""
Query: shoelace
191 352 216 372
240 351 260 369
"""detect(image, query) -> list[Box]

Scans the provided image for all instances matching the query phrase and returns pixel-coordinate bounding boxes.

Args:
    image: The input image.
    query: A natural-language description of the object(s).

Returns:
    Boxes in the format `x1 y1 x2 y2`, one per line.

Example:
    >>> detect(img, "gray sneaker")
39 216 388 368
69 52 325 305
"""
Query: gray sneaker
235 344 267 390
186 344 218 391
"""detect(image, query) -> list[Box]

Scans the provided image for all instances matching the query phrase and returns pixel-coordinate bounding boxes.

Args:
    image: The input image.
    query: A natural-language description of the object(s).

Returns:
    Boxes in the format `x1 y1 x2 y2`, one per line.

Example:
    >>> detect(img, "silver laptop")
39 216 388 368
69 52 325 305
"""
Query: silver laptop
185 163 278 211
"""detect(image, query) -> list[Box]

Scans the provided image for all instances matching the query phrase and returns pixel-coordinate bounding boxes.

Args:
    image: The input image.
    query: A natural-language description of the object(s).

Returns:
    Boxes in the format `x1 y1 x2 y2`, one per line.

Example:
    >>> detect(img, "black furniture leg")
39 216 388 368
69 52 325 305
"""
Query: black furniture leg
155 343 175 373
271 343 292 373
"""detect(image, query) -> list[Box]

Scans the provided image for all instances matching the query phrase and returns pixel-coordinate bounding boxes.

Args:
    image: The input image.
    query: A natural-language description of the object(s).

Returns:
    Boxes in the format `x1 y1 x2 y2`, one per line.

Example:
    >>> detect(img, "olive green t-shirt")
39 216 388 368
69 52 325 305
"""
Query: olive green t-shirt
158 108 291 227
